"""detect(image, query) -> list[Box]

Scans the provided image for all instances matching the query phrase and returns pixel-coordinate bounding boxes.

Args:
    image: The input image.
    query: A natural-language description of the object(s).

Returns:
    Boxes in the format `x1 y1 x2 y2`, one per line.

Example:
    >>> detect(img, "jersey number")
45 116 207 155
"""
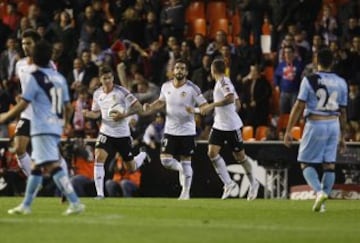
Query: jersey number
50 87 63 117
316 88 338 111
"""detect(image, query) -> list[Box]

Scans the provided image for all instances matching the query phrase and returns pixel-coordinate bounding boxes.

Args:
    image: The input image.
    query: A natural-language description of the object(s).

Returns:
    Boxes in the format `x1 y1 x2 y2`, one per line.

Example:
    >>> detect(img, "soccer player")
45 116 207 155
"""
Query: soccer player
284 48 347 212
83 65 148 199
199 58 260 200
0 40 84 215
14 29 69 176
143 59 207 200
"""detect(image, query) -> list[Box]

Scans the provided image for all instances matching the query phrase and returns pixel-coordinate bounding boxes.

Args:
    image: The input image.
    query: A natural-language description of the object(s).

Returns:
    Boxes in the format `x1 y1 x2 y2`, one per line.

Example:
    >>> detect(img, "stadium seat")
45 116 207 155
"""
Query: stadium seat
7 122 17 138
255 126 269 141
208 18 229 39
186 18 207 39
0 3 5 18
206 1 227 24
185 1 205 23
230 10 241 38
270 87 280 114
277 113 290 134
242 126 255 141
291 126 302 140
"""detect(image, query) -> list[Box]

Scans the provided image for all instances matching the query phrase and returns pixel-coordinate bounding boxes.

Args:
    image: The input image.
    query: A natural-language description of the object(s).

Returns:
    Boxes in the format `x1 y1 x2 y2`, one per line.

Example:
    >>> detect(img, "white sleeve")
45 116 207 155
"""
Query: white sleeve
142 124 155 145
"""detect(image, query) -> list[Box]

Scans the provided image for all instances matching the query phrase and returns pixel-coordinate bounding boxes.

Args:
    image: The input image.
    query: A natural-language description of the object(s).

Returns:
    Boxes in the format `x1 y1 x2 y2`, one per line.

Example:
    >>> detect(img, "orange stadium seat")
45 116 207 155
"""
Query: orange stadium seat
186 18 207 39
242 126 255 141
208 18 229 39
185 1 205 23
231 10 241 38
255 126 269 141
206 1 227 24
8 122 17 138
277 113 290 134
291 126 302 140
0 2 7 19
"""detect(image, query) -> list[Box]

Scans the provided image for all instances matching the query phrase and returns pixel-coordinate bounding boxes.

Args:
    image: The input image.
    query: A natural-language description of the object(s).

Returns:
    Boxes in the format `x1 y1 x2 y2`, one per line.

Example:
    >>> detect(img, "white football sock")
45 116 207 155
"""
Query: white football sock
16 153 32 176
94 162 105 197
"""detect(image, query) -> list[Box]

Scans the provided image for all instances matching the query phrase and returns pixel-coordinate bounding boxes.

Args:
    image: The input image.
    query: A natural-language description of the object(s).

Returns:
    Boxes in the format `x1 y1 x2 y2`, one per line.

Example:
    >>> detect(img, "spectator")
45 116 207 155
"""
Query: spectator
2 2 21 32
143 112 165 150
241 64 272 128
191 54 214 101
144 10 160 48
189 33 207 70
116 7 145 47
70 138 96 197
0 37 20 93
72 88 92 138
160 0 185 42
341 17 360 47
105 153 141 197
316 4 338 46
0 139 26 196
52 10 78 59
274 45 304 114
51 41 72 78
0 85 16 138
206 30 234 59
133 72 160 103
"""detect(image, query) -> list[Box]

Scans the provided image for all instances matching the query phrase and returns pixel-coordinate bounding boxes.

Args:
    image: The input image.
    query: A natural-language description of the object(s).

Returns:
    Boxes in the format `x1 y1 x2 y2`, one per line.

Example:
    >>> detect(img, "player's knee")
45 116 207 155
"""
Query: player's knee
14 145 26 156
322 162 335 172
160 158 172 168
300 163 313 170
207 150 218 159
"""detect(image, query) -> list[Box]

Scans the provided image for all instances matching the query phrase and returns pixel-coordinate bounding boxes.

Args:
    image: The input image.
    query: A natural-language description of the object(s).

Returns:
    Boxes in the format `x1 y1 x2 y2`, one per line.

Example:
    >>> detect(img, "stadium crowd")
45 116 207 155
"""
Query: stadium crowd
0 0 360 197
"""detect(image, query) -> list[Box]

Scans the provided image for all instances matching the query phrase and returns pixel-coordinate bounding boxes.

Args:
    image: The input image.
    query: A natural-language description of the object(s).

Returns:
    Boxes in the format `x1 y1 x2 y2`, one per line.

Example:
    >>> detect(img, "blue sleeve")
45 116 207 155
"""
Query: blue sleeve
21 75 38 103
297 77 310 101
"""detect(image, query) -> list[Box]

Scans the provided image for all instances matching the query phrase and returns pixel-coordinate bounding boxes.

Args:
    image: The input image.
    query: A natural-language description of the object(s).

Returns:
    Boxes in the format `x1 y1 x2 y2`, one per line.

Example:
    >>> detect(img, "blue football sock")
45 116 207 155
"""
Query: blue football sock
321 171 335 195
52 168 79 204
302 166 321 193
23 174 43 207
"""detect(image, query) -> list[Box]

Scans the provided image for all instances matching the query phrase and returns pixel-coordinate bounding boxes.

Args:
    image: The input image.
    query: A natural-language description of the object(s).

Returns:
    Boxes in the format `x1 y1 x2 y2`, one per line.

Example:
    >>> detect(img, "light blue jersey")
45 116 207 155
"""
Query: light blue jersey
298 71 347 117
21 68 70 137
297 71 348 163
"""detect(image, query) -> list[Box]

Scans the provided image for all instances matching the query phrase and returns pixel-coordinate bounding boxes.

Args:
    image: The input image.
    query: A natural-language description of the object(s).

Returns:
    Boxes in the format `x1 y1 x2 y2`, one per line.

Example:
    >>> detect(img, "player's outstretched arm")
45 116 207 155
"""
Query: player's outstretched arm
0 99 28 124
82 110 101 119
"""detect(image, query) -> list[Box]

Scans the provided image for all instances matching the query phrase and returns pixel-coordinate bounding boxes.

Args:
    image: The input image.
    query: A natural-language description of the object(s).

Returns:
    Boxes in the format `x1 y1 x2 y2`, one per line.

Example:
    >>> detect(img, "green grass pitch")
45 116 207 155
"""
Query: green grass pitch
0 197 359 243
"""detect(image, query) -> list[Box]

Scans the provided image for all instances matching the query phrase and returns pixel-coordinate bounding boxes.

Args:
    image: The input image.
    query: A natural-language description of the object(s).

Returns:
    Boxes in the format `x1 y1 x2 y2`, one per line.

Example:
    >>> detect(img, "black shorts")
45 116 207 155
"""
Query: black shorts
95 133 133 162
15 118 30 137
208 128 244 152
161 134 196 156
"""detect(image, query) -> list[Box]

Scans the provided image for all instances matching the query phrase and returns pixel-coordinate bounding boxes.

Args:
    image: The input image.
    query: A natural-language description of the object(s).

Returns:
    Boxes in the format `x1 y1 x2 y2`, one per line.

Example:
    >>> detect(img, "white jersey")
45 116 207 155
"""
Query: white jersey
15 58 57 120
15 58 36 120
159 80 207 136
92 85 138 138
213 76 243 131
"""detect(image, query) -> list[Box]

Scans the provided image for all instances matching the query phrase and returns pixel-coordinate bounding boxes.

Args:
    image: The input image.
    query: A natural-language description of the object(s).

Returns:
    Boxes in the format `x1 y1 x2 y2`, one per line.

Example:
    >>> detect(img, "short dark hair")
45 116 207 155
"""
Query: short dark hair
22 29 41 42
32 40 52 67
99 65 113 76
211 58 226 74
317 48 333 69
174 58 189 70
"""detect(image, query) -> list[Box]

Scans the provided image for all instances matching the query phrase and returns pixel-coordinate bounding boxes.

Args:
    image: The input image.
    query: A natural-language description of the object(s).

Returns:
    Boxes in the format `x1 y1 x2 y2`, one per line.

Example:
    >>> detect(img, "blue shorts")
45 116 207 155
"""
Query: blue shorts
298 119 339 164
31 135 61 165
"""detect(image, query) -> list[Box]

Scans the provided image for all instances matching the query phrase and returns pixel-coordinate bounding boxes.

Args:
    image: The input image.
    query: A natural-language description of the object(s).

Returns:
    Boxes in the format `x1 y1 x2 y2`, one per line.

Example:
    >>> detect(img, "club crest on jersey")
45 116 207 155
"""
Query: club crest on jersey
112 95 116 102
181 91 186 97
